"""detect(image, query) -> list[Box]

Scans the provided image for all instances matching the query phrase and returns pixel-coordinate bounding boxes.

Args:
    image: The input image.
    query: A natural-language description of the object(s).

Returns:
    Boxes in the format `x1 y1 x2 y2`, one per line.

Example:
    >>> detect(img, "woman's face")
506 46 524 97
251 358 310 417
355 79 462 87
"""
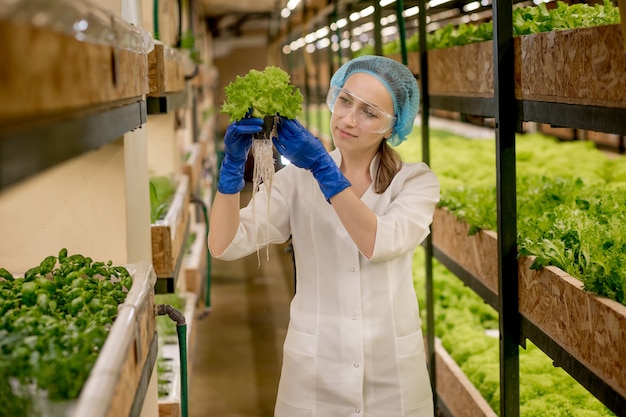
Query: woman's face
330 73 394 154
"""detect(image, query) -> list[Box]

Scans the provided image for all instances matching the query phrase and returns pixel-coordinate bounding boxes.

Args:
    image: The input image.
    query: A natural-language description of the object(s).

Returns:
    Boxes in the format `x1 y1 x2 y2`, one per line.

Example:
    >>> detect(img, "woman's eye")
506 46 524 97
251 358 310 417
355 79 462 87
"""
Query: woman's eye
338 96 352 106
361 108 379 119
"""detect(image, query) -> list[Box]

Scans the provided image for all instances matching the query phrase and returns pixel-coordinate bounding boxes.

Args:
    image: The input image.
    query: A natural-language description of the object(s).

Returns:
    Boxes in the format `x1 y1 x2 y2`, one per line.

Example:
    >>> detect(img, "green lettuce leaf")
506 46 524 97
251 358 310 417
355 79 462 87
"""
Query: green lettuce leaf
221 66 303 121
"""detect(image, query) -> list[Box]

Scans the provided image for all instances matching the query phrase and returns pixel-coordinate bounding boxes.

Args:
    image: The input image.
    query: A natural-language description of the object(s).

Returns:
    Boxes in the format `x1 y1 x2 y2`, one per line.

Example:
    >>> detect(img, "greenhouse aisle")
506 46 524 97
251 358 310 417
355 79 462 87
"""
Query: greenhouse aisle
188 185 295 417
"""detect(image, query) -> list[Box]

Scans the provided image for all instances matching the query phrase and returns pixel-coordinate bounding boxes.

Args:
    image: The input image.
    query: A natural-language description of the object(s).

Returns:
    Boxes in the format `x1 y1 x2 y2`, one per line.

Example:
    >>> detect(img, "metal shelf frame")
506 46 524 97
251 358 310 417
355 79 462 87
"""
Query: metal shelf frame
147 90 188 114
0 99 147 190
429 96 626 136
419 0 626 415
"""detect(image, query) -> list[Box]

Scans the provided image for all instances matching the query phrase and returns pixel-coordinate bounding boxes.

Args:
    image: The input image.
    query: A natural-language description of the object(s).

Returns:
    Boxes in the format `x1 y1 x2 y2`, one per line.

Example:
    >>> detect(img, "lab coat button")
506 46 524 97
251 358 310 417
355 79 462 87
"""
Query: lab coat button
352 315 357 320
349 267 355 272
353 362 359 368
355 409 361 414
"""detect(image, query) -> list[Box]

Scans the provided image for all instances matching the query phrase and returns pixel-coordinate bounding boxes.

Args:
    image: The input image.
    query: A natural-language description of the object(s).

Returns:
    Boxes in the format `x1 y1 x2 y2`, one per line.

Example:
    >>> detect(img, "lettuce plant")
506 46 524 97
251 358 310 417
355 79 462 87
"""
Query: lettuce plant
221 66 303 122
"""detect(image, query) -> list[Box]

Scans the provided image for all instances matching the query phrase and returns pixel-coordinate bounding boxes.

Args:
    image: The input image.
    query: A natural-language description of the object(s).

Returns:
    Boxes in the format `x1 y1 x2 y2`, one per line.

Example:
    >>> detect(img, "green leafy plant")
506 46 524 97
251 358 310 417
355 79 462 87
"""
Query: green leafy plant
179 29 201 64
356 0 621 56
512 0 621 36
394 128 626 305
150 176 176 223
221 66 303 122
0 249 132 403
185 232 197 255
221 66 304 267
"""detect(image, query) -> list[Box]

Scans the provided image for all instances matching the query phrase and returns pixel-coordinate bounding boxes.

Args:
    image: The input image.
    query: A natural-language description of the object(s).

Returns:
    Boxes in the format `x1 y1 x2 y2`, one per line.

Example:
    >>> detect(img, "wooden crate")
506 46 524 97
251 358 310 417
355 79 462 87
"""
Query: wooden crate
387 52 421 76
72 263 157 417
148 41 186 96
181 142 204 194
518 256 626 400
183 223 208 306
432 208 499 295
432 207 626 400
0 18 149 124
433 338 497 417
423 24 626 108
538 124 577 141
152 176 191 278
583 130 625 150
191 64 218 89
427 41 494 98
516 24 625 108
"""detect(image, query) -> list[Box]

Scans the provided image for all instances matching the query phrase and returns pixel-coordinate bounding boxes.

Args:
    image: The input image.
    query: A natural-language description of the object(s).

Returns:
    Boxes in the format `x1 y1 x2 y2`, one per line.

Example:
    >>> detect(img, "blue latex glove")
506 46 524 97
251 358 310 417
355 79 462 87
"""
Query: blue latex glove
274 117 351 200
218 117 263 194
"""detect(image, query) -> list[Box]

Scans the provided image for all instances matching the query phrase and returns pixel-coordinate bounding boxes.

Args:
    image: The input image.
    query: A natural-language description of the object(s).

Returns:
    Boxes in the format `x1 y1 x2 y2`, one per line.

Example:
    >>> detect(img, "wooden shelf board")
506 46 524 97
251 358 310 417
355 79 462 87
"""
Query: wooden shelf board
0 20 149 124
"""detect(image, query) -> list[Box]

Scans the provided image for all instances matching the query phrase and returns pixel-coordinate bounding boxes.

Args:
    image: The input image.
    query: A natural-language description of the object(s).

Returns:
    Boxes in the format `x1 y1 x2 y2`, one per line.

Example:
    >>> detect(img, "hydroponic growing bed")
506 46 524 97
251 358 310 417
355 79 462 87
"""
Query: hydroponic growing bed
432 207 626 401
395 125 625 415
151 175 191 292
382 2 625 110
425 23 625 108
411 247 616 416
0 252 157 417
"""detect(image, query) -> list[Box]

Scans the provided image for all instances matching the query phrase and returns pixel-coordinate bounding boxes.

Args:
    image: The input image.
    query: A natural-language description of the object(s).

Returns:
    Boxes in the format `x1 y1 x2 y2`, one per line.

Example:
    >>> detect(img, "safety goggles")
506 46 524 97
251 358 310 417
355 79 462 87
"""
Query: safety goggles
326 86 396 134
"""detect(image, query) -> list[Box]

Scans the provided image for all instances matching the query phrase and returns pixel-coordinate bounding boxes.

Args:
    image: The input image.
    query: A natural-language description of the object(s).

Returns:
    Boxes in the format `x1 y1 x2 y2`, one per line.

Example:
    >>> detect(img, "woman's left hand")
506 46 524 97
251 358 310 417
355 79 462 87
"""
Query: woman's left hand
273 117 326 170
274 117 350 201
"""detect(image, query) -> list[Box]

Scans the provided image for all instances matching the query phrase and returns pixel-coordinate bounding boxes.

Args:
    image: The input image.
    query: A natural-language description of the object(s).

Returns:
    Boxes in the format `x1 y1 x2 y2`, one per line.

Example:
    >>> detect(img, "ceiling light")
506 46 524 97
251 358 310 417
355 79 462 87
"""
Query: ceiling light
360 22 375 32
360 6 375 18
381 26 397 37
428 0 453 7
463 1 480 12
316 38 331 49
287 0 301 10
316 26 329 38
403 6 419 17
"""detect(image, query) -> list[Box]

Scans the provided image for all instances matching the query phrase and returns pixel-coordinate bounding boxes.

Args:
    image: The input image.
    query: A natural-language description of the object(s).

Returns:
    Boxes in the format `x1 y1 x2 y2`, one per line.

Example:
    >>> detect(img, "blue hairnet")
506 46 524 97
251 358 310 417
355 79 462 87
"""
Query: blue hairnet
329 55 420 146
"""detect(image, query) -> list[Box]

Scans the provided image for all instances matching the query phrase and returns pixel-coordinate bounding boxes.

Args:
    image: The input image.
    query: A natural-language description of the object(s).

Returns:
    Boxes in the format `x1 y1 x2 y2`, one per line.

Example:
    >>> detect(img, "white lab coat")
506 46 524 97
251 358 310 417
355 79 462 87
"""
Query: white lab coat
214 149 440 417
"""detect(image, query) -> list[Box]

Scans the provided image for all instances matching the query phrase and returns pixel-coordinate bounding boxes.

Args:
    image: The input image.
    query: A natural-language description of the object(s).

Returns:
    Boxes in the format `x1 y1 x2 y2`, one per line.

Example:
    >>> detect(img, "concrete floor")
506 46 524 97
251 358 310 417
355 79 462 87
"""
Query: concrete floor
188 187 294 417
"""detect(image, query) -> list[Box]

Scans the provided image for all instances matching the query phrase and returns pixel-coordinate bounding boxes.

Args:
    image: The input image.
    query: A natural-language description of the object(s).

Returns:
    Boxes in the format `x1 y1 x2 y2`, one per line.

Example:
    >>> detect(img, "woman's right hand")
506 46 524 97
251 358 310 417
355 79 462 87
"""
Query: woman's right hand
218 117 263 194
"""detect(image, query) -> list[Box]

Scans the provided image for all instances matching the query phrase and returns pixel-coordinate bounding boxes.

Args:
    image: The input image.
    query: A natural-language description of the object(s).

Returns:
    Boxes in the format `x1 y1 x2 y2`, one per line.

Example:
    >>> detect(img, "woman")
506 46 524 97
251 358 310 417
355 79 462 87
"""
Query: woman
209 55 440 417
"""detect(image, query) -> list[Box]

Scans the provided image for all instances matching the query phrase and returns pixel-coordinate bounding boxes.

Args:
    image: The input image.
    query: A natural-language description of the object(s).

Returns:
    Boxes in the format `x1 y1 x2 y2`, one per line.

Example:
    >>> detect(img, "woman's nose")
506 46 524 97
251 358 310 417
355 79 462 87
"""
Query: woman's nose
341 108 357 127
